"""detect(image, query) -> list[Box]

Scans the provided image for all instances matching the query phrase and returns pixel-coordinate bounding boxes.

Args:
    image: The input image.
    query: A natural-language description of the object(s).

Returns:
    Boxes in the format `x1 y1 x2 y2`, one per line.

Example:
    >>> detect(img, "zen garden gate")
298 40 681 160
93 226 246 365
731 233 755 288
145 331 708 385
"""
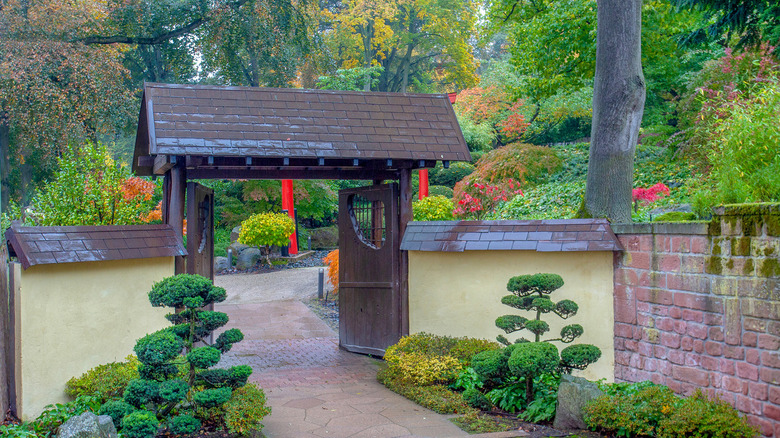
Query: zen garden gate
132 82 470 355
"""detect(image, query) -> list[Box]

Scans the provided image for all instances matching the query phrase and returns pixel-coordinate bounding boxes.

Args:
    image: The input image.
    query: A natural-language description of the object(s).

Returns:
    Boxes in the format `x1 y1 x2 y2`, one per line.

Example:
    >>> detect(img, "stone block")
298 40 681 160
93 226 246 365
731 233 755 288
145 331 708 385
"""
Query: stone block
553 374 603 430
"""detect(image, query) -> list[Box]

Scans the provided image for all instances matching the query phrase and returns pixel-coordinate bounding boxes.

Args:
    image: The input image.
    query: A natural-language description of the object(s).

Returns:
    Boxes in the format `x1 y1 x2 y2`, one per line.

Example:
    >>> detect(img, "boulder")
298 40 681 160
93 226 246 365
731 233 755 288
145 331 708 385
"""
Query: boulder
236 247 262 270
228 242 251 254
57 412 117 438
214 256 230 272
553 374 603 430
230 225 241 242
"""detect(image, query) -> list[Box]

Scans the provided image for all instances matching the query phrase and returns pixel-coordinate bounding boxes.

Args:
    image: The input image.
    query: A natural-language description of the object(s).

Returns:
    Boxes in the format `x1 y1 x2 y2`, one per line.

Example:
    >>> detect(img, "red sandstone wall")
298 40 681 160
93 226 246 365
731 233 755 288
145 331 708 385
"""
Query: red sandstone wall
612 205 780 437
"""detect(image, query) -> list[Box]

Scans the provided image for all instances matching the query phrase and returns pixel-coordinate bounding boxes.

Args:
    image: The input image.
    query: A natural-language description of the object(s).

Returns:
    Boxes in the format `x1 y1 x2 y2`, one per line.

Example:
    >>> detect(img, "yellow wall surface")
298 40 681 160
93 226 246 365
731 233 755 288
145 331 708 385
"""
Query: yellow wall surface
408 250 614 382
13 258 173 420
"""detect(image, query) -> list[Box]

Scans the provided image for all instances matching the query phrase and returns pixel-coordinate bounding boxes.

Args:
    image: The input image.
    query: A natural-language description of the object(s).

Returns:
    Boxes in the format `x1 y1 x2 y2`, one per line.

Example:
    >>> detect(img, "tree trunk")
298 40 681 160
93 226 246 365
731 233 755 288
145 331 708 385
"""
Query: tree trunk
583 0 645 222
362 21 374 91
0 117 10 212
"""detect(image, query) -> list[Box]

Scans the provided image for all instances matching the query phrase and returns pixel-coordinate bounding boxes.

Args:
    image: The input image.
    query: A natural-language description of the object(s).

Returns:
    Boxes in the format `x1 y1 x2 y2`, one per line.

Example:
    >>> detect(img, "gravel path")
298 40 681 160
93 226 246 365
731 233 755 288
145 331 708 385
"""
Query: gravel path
215 266 334 304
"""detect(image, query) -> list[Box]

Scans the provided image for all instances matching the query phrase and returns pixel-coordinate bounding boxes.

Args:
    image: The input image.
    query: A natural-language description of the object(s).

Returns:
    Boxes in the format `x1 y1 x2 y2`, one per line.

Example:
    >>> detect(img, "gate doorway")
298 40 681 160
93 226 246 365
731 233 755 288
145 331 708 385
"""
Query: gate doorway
132 83 469 355
338 184 401 355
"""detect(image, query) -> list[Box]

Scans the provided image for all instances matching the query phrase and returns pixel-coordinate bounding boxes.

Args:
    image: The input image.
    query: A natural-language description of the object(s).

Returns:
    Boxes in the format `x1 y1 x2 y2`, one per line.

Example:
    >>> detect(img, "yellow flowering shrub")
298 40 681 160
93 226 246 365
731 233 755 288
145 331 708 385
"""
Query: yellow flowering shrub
224 383 271 435
238 212 295 248
412 195 455 221
385 339 463 386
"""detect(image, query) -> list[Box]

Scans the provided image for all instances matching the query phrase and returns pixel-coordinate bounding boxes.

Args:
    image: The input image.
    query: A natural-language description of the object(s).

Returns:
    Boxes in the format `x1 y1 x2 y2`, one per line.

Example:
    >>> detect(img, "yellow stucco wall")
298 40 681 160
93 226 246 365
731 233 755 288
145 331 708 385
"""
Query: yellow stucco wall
13 258 173 420
408 250 614 382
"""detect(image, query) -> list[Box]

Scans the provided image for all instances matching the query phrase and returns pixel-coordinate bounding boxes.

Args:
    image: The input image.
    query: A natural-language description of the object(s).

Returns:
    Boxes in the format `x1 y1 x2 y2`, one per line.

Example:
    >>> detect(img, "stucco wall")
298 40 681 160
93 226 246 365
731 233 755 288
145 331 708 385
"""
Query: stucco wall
13 257 173 420
408 250 614 382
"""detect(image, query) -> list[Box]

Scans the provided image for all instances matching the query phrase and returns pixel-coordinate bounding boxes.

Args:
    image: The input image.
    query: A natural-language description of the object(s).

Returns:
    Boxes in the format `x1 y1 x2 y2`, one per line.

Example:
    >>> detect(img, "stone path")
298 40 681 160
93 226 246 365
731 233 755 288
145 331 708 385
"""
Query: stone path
214 269 476 437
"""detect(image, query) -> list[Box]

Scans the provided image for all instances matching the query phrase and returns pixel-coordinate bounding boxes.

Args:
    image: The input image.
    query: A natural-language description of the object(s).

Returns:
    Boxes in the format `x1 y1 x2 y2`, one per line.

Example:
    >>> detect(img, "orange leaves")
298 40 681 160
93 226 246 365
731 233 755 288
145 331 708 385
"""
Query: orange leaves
121 177 156 201
322 249 339 295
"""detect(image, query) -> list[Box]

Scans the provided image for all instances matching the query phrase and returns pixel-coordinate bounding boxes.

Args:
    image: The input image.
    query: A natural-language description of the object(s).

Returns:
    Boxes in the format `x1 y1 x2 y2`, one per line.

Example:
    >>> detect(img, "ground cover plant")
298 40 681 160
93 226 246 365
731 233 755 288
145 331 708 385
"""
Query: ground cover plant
584 381 759 438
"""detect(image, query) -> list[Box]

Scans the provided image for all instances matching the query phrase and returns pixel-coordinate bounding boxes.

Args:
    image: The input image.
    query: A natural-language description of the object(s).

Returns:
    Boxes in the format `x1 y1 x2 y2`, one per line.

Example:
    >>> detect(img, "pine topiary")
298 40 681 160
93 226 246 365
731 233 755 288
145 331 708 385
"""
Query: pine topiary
493 273 601 402
119 274 251 436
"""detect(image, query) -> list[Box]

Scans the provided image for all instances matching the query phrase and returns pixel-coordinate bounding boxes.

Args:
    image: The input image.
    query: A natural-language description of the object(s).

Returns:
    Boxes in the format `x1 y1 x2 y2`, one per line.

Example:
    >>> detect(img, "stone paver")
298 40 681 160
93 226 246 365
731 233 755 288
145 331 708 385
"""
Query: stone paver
215 270 473 437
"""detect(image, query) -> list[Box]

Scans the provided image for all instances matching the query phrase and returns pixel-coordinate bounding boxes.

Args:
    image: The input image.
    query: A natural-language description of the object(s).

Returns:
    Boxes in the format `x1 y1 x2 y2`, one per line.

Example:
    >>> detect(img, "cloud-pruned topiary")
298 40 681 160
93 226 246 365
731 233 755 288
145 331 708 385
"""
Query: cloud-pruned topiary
118 274 253 437
492 273 601 402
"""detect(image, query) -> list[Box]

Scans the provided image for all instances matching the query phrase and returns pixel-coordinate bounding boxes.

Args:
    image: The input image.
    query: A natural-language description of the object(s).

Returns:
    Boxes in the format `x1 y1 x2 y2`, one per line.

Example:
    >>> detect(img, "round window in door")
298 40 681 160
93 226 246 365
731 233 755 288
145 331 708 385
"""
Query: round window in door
348 194 386 249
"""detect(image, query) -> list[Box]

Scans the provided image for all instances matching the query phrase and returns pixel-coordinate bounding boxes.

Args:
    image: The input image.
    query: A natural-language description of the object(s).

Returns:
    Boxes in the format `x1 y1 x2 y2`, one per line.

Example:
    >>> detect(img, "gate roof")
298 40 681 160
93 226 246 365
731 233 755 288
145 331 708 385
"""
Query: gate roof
133 83 470 180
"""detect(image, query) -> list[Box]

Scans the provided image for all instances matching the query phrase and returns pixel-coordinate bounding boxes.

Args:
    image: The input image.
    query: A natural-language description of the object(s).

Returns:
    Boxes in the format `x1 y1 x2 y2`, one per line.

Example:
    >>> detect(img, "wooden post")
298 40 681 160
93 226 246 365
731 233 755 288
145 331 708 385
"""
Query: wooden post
168 163 187 274
0 243 8 419
398 169 412 336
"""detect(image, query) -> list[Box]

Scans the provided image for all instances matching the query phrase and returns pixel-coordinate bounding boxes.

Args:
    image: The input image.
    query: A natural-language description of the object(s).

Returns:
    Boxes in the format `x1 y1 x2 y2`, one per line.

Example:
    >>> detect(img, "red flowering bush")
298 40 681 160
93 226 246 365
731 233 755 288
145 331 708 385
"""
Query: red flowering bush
632 183 670 212
454 180 523 220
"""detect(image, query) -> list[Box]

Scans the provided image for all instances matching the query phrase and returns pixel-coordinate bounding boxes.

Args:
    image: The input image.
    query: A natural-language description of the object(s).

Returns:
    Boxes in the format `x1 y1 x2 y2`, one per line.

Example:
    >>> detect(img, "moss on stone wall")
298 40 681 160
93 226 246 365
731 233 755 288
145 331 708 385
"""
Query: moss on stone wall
760 258 780 277
706 256 724 275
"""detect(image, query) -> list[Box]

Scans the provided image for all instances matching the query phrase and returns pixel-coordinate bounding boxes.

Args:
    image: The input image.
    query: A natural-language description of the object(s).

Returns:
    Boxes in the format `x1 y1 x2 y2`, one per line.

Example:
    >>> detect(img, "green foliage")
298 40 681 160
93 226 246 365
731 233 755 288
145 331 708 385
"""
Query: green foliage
215 328 245 353
560 344 602 372
429 162 476 188
168 414 202 435
122 410 160 438
187 347 222 369
317 66 385 91
450 367 484 392
699 79 780 204
239 211 296 249
194 387 233 408
66 355 140 403
427 185 454 198
25 396 102 437
99 400 136 429
149 274 226 309
518 374 559 423
0 424 38 438
486 382 526 413
470 350 509 389
462 388 492 410
656 390 759 438
653 211 697 222
412 195 454 221
507 342 559 378
224 383 272 435
584 384 679 437
26 143 159 226
456 114 496 151
123 379 160 408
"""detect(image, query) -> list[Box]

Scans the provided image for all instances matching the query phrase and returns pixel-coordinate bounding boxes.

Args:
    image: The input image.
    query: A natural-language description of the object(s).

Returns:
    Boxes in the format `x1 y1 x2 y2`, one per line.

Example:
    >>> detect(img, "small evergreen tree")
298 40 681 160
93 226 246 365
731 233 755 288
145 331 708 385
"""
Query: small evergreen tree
117 274 251 437
494 273 601 402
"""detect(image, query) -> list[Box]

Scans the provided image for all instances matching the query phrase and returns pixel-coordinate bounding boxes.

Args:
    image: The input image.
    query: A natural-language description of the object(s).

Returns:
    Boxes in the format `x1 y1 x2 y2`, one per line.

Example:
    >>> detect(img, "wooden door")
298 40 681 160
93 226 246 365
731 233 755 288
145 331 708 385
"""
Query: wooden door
338 183 401 356
186 182 214 280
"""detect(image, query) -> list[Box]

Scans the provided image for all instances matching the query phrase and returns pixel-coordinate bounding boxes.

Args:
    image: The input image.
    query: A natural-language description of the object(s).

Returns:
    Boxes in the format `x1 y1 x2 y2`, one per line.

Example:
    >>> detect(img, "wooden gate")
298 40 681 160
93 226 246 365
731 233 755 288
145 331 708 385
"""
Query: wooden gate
338 183 402 356
186 182 214 280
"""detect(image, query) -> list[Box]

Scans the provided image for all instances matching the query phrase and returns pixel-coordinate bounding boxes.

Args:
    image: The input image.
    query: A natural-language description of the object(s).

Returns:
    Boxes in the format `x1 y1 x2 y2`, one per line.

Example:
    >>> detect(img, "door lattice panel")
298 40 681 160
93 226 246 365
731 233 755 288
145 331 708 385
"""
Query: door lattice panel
348 194 386 249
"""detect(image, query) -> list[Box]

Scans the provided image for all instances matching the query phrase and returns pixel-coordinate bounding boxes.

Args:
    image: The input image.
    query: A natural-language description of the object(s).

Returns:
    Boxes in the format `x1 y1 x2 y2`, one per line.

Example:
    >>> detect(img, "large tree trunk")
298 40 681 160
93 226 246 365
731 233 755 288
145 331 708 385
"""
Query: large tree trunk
583 0 645 222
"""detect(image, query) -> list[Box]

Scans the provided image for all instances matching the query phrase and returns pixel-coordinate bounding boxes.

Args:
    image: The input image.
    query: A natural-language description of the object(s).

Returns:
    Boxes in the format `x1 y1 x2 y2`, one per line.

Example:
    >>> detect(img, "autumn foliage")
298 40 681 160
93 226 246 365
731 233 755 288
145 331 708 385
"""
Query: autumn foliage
323 249 339 296
632 183 670 211
455 87 530 144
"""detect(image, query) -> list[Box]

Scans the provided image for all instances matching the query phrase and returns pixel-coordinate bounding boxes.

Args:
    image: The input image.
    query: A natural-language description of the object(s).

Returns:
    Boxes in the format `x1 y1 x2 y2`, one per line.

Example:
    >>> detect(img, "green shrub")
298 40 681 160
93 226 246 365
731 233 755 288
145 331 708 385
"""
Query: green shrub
66 355 140 403
656 390 759 438
456 115 496 152
430 161 477 187
412 195 454 221
470 350 508 389
238 212 295 248
194 387 233 408
122 410 160 438
29 396 101 437
427 185 454 198
462 388 492 410
449 338 500 365
99 400 136 429
583 384 679 437
224 383 272 435
168 414 201 435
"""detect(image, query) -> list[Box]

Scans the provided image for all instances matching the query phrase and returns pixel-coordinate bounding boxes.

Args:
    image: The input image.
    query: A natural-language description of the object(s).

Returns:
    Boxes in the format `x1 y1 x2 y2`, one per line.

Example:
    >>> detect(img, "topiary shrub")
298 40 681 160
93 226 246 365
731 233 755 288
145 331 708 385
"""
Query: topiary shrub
66 355 140 403
122 410 160 438
119 274 252 436
413 195 455 221
238 212 295 265
99 400 136 429
492 273 600 403
462 388 492 411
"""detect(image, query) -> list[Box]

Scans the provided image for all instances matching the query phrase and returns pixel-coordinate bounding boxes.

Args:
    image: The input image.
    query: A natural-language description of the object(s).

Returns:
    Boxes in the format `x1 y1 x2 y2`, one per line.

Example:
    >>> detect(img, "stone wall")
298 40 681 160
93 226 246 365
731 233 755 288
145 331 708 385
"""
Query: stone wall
612 204 780 437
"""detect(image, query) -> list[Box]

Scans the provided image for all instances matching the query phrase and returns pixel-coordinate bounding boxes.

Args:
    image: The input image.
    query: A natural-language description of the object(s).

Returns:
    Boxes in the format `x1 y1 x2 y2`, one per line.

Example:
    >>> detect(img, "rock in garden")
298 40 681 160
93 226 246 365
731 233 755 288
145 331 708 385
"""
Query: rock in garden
230 225 242 242
553 374 603 430
236 247 262 270
214 256 230 272
57 412 117 438
309 226 338 249
228 242 251 255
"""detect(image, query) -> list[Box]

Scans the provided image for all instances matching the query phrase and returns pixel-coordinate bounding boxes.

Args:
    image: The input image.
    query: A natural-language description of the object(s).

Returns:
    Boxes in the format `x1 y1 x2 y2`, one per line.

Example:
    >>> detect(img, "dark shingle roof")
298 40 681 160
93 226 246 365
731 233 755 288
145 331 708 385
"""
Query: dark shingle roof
6 224 187 269
400 219 623 252
133 83 470 175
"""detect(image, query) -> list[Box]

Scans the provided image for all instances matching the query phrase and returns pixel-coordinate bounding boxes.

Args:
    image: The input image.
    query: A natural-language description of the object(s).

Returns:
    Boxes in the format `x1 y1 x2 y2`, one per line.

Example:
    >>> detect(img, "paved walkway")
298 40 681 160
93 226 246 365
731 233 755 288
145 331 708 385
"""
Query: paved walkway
214 268 474 438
